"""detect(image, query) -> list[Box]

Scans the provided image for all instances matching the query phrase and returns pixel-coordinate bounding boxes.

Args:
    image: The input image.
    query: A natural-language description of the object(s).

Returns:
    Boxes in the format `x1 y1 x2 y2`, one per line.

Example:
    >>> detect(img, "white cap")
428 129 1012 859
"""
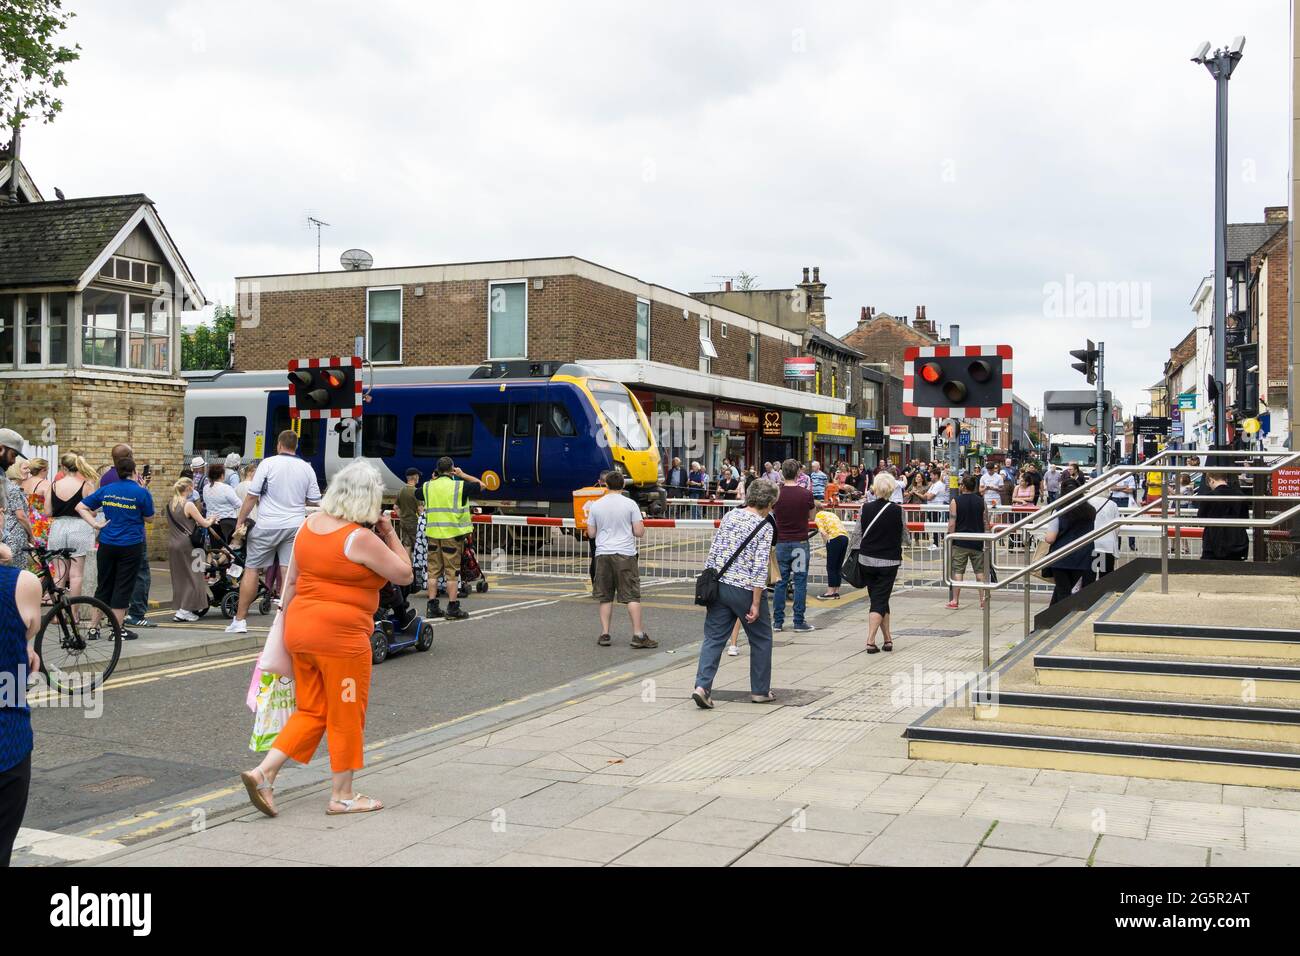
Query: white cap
0 428 25 458
190 456 205 469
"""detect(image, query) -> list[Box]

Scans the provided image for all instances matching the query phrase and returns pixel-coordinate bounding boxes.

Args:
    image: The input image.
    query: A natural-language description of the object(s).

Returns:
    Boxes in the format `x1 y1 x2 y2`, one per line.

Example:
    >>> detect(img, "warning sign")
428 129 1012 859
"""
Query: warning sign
1273 468 1300 499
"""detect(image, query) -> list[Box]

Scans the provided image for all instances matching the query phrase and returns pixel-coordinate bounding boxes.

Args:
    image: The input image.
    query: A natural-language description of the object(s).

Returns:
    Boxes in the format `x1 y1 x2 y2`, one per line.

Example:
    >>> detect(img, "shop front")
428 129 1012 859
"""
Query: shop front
650 393 713 472
713 401 762 472
760 409 803 466
811 413 856 468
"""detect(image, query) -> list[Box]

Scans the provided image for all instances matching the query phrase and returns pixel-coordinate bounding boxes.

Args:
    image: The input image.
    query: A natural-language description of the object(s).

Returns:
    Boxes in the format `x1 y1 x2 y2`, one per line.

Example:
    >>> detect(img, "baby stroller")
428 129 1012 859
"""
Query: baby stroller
206 529 277 619
433 533 489 598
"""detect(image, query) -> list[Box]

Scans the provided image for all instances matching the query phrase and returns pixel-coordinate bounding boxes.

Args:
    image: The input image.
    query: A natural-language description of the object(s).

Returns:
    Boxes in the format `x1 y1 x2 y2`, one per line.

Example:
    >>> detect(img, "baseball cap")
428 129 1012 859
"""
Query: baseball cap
190 456 205 469
0 428 26 459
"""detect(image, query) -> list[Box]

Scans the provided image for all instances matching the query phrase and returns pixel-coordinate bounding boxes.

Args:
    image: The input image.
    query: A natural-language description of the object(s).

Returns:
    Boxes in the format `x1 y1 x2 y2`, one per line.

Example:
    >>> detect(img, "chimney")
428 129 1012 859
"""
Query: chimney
812 266 820 283
725 280 732 292
801 267 810 283
1265 205 1288 224
1 124 19 205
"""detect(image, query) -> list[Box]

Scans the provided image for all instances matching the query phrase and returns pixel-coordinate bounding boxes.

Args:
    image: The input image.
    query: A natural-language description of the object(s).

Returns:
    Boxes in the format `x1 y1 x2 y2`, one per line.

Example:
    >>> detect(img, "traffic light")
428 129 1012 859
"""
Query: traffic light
287 356 363 419
1070 340 1099 384
903 345 1012 417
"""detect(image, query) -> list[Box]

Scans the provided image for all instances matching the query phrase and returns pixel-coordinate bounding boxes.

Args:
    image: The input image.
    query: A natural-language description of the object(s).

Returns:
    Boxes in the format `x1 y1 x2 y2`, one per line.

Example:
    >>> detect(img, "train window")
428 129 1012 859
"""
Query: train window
471 403 507 436
192 416 245 458
362 414 398 458
413 413 473 458
547 403 577 437
271 406 322 458
511 404 532 437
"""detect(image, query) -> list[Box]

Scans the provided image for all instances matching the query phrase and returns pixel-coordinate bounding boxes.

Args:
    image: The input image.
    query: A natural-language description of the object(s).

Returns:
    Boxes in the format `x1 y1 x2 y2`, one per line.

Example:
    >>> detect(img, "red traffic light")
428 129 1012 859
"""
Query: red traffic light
322 370 345 389
920 362 942 384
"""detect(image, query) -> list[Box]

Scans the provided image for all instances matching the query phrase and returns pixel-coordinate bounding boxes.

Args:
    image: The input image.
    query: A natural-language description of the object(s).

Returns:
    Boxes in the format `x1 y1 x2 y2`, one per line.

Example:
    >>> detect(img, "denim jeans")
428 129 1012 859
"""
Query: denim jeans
694 582 773 695
772 540 809 628
127 554 151 619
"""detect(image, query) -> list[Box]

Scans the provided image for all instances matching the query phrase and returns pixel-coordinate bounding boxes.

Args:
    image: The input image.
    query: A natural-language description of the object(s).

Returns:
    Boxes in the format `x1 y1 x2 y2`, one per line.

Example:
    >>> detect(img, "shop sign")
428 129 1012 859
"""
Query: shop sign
761 410 783 437
714 402 761 431
816 414 855 438
784 356 817 380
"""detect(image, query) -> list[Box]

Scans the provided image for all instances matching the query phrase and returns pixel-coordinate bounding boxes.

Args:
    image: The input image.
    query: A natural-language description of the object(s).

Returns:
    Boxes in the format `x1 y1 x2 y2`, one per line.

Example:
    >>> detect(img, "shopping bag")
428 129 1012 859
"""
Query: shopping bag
248 672 296 753
257 610 293 678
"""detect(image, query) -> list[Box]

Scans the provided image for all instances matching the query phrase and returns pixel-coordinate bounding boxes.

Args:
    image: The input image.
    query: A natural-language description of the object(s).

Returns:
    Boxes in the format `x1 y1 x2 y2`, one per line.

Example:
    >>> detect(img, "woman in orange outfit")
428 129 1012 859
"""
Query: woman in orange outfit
240 460 412 817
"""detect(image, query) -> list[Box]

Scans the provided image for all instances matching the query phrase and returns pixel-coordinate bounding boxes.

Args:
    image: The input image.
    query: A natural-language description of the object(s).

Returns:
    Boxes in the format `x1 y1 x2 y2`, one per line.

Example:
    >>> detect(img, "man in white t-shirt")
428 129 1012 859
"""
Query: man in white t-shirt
586 471 654 649
979 462 1004 510
924 472 950 551
226 429 321 633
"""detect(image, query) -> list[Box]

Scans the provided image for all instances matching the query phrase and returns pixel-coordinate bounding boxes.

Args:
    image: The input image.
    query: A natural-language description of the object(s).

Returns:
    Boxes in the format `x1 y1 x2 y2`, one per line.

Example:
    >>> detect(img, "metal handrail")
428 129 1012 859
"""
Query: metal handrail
942 448 1300 668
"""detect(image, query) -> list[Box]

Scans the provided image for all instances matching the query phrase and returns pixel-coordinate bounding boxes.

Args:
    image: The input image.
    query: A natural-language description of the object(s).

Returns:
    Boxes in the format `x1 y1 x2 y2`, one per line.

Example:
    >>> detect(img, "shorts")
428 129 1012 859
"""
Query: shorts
427 537 463 577
950 544 986 577
94 541 144 610
399 521 418 551
47 516 96 558
593 553 640 604
245 524 299 569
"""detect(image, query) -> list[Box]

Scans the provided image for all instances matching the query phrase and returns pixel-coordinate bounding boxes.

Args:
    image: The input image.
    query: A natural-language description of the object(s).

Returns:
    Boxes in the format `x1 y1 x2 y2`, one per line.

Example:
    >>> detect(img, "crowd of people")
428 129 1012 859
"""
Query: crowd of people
0 426 1266 850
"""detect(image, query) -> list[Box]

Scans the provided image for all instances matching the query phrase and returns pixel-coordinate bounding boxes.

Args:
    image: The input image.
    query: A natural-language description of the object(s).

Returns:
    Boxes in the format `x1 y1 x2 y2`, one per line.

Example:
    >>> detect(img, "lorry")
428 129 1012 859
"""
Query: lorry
1043 389 1113 474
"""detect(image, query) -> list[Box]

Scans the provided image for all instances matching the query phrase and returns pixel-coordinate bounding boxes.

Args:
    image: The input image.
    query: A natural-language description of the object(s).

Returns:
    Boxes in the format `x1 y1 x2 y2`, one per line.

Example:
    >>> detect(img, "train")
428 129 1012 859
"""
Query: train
182 360 666 517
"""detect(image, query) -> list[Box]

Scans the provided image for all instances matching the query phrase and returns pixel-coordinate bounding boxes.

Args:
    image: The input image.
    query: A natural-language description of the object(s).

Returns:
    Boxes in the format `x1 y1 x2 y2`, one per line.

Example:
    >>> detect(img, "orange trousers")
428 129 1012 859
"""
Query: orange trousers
273 650 371 773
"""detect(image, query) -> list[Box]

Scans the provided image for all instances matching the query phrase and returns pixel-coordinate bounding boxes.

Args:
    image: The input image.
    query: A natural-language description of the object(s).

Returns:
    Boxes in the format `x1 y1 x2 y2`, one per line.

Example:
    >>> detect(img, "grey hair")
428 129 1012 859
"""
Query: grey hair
745 478 779 510
320 460 384 525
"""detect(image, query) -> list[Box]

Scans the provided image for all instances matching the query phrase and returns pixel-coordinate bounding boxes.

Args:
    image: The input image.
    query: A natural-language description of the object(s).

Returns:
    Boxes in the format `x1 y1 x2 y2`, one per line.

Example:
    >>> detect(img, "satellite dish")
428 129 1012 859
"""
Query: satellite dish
340 248 373 271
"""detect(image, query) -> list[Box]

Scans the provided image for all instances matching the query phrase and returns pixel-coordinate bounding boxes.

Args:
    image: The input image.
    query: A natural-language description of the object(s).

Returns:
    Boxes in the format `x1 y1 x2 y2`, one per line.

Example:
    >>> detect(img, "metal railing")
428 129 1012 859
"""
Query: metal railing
940 449 1300 668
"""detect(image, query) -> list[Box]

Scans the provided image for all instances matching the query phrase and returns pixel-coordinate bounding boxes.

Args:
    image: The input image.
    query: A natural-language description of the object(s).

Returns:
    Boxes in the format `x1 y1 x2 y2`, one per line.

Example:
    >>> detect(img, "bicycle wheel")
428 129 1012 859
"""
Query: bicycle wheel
36 596 123 694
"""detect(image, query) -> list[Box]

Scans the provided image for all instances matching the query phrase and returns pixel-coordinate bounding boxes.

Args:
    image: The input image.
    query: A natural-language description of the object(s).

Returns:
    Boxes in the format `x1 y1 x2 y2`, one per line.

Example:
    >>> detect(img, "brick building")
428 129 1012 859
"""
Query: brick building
694 266 861 464
1246 207 1290 445
0 147 205 556
231 256 846 475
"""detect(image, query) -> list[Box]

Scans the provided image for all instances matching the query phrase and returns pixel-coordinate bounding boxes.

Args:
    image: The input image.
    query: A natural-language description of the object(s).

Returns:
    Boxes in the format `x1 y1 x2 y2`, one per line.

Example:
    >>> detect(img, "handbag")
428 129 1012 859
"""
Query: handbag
695 515 775 606
842 500 894 589
1031 537 1053 581
167 502 208 550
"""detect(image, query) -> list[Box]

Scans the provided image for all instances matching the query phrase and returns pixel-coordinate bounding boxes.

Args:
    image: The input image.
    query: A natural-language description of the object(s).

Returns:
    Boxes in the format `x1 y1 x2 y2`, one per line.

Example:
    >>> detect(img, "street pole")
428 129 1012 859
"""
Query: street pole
948 325 961 481
1096 341 1105 475
1194 40 1244 448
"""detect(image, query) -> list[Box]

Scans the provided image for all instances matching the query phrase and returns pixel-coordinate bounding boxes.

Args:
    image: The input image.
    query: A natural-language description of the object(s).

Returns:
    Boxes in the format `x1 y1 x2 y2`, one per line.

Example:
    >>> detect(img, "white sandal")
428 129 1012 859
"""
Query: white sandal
240 769 277 818
326 793 384 815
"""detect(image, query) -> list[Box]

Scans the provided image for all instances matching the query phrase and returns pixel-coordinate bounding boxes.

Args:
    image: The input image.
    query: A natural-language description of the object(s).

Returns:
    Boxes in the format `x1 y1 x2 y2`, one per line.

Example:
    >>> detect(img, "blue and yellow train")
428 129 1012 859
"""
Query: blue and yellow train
183 361 665 516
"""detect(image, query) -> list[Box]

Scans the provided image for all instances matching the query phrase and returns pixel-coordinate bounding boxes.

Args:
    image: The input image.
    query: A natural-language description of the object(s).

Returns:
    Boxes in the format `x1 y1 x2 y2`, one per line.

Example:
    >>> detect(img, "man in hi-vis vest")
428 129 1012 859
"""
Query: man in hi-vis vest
423 456 481 620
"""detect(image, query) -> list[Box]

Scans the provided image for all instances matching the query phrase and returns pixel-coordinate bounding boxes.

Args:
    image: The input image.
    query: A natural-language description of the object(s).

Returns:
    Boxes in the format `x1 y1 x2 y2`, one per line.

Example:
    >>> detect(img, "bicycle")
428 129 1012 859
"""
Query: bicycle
31 546 122 693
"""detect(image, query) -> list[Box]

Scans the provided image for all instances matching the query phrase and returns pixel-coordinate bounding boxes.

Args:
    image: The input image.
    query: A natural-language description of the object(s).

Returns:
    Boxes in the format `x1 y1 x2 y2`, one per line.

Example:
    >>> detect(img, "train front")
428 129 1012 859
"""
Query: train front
577 377 666 515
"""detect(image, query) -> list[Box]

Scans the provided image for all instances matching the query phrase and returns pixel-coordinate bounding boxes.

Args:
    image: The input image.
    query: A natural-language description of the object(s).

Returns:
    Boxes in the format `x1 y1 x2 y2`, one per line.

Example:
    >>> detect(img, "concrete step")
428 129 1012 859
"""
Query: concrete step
1032 653 1300 700
972 687 1300 746
906 706 1300 790
1091 621 1300 661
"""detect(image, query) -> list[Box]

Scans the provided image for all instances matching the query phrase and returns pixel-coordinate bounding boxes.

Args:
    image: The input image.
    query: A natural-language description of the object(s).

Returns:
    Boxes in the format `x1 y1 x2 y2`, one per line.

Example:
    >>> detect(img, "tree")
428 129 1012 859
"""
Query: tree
182 305 236 371
1 0 79 131
734 270 759 291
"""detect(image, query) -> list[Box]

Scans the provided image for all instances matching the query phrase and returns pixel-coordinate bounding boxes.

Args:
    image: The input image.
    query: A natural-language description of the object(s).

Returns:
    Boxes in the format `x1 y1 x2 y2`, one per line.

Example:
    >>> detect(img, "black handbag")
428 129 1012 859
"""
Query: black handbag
168 503 208 550
842 501 894 590
695 515 775 607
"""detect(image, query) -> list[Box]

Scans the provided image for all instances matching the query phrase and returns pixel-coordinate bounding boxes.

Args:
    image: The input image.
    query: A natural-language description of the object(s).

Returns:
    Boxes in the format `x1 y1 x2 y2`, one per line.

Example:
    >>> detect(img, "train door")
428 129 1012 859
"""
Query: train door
266 394 326 486
504 387 545 491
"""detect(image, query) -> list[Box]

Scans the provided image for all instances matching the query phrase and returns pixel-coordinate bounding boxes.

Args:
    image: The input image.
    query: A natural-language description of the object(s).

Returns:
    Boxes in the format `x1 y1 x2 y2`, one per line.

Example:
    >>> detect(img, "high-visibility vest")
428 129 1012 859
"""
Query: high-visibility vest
422 476 471 538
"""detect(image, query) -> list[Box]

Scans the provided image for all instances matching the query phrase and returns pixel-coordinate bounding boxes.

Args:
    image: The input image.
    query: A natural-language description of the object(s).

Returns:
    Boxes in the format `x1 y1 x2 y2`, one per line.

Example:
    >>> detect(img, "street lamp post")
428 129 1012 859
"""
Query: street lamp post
1192 37 1245 449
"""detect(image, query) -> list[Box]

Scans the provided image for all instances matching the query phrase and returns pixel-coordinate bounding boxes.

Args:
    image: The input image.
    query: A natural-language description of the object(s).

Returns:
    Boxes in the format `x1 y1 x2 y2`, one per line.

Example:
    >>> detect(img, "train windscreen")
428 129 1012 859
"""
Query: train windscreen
587 382 652 451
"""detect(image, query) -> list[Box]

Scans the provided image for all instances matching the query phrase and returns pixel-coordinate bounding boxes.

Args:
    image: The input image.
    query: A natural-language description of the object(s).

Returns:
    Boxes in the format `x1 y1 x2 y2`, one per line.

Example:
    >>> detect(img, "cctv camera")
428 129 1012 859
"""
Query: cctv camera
1190 40 1211 62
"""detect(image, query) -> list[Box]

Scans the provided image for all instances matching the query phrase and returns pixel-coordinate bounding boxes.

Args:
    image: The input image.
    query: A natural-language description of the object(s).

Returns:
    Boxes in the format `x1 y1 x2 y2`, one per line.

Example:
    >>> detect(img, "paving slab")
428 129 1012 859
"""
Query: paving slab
854 836 978 867
981 821 1097 859
968 847 1085 867
614 837 745 867
1094 834 1209 867
755 826 874 864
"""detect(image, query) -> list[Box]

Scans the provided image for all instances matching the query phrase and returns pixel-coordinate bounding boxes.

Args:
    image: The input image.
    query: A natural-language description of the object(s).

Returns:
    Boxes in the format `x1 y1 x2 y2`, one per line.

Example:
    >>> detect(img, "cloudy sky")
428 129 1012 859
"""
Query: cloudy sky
20 0 1292 414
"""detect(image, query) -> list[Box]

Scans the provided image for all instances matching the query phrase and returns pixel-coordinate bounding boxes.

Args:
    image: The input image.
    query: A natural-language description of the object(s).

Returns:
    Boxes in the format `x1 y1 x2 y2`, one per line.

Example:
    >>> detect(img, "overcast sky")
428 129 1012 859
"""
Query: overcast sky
20 0 1293 415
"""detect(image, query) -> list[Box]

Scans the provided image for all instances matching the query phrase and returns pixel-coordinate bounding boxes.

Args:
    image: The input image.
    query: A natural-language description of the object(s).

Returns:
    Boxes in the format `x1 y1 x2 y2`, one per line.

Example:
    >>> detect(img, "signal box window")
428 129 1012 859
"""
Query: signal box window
413 413 473 458
367 288 402 363
488 281 527 359
193 416 246 458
